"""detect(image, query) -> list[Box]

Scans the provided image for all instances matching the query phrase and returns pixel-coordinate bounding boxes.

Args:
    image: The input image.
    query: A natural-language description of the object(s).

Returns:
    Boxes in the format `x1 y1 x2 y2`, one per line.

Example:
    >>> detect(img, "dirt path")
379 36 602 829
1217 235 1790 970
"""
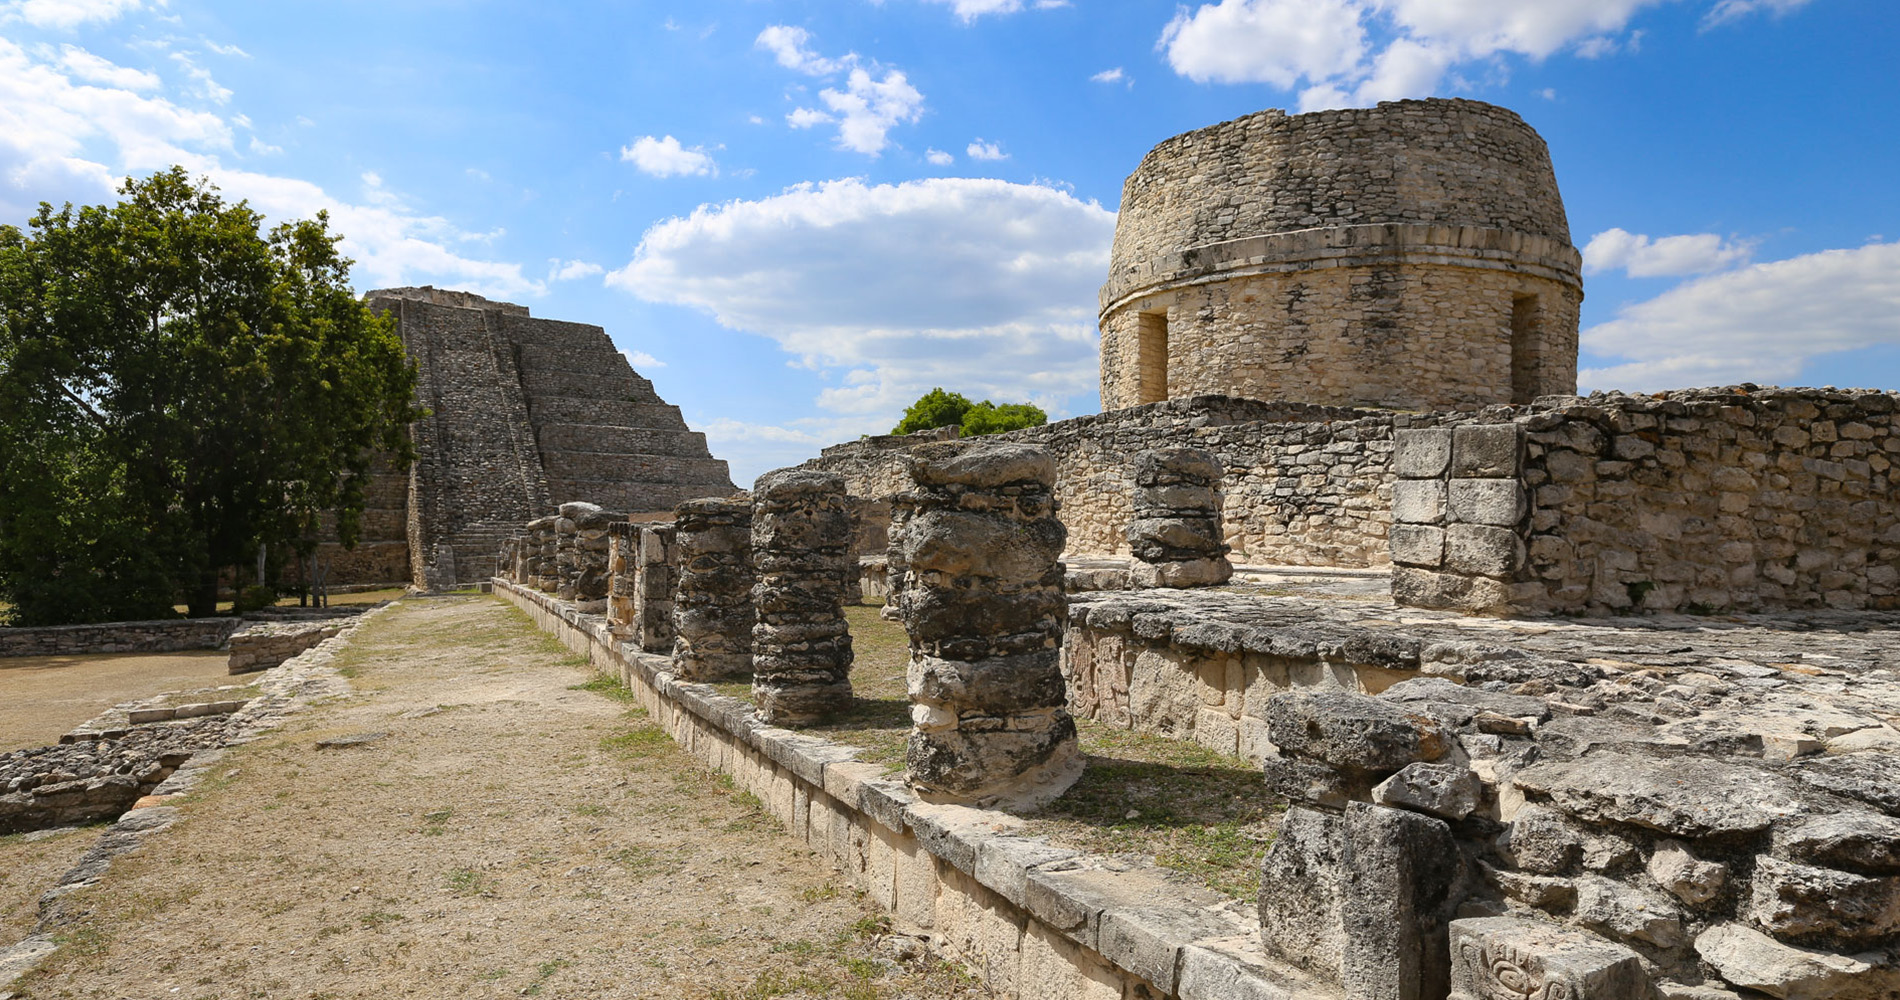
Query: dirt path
0 651 233 753
11 595 977 999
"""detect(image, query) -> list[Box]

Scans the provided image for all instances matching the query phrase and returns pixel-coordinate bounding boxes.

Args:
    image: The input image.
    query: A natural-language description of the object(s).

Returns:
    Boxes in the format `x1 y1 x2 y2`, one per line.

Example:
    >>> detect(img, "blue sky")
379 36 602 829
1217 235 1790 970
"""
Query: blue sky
2 0 1896 484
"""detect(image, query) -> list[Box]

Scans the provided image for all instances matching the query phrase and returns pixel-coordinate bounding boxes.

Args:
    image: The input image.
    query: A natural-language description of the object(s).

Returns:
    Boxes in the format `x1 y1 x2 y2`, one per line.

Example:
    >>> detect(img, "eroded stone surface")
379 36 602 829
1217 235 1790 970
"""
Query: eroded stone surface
750 470 855 726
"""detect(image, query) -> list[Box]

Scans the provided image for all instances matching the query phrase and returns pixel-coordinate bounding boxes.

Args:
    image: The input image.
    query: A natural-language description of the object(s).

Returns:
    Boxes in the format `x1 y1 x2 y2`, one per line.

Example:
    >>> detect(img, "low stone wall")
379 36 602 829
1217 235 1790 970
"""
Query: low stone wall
226 621 345 674
1393 387 1900 614
497 578 1342 1000
0 618 243 658
805 396 1417 569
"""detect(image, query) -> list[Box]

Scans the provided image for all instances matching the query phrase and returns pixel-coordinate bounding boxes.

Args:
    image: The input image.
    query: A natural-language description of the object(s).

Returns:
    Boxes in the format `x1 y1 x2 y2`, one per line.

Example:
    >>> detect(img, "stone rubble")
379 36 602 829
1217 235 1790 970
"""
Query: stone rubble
894 444 1081 808
749 470 855 726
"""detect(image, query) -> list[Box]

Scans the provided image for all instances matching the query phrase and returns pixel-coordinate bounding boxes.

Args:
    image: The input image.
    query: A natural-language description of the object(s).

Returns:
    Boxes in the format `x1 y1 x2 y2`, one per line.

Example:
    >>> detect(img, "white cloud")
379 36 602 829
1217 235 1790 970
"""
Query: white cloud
168 51 229 104
920 0 1069 21
966 139 1007 161
619 134 717 178
754 25 846 76
606 176 1115 460
793 68 924 156
2 0 144 29
200 38 249 58
1583 228 1754 278
1159 0 1779 109
550 259 604 282
50 43 157 89
0 37 543 301
1703 0 1813 28
246 134 281 156
1090 67 1126 84
621 348 665 370
925 148 953 166
1581 242 1900 390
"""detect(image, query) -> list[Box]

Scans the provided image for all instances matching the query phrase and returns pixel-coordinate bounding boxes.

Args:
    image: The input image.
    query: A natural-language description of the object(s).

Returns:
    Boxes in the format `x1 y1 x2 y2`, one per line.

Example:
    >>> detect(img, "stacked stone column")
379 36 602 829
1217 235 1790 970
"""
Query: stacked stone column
607 522 639 630
527 516 559 592
554 503 586 600
897 444 1081 808
750 471 855 726
882 504 911 623
633 523 678 653
570 504 620 614
497 537 518 582
671 498 754 682
1127 448 1233 588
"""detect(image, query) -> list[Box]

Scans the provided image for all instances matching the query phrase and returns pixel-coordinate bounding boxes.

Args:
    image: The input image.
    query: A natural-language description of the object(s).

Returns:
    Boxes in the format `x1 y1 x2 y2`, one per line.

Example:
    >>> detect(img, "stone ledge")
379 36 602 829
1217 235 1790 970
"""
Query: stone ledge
494 578 1343 1000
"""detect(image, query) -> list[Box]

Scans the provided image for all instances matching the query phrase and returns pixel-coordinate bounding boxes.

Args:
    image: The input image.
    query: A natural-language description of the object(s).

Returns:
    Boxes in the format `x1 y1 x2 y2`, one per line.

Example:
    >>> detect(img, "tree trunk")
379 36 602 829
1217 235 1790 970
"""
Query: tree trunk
188 567 218 617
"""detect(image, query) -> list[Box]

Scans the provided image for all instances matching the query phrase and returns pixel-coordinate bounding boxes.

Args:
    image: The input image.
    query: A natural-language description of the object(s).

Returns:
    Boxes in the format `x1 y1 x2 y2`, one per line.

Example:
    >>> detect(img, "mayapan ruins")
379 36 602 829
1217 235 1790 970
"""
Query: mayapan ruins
7 98 1899 1000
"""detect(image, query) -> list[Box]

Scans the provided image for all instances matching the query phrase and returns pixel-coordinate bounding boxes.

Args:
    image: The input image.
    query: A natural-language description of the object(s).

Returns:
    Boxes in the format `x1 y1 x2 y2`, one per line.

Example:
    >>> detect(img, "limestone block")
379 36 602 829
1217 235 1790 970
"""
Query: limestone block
1574 874 1684 948
1394 428 1453 479
1265 689 1447 776
1392 480 1449 524
1451 424 1524 478
1392 566 1510 612
1695 922 1900 1000
1512 753 1805 838
1389 523 1446 568
1128 557 1233 588
1444 523 1524 578
1774 811 1900 875
1498 805 1584 875
1372 761 1481 820
1648 840 1727 905
1449 479 1526 527
1748 856 1900 943
1448 916 1649 1000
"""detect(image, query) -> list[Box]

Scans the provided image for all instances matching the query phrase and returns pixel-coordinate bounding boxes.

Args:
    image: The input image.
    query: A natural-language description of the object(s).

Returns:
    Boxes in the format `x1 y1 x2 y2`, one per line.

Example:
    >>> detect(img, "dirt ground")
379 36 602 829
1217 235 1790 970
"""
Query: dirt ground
0 650 233 753
10 595 979 1000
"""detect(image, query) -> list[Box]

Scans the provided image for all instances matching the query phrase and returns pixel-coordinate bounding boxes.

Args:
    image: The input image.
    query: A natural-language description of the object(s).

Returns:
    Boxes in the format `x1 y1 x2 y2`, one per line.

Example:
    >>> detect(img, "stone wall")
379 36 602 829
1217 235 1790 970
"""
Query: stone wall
1100 99 1581 412
0 618 243 658
805 396 1416 568
1393 387 1900 615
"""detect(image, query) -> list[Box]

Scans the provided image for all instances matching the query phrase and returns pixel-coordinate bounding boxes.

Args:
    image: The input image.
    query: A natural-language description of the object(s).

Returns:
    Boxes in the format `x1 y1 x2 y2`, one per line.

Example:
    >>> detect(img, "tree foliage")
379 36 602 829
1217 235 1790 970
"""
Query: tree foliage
0 168 419 624
891 387 1046 437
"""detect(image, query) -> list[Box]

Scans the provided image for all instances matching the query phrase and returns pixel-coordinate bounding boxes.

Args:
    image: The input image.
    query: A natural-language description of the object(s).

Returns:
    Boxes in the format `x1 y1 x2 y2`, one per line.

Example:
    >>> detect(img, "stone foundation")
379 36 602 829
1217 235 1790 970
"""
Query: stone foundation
226 621 344 674
0 618 243 658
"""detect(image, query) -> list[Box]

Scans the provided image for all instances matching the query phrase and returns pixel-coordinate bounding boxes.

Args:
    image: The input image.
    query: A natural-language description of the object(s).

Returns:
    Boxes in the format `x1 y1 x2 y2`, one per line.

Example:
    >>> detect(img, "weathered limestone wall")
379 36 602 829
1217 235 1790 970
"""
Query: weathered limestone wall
1100 99 1581 413
1393 388 1900 615
0 618 243 658
804 396 1414 569
226 621 343 674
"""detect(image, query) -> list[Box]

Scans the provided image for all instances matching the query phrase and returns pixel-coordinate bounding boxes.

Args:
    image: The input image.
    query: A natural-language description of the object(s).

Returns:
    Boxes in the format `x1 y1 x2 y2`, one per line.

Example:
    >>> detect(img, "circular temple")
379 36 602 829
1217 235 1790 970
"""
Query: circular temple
1099 98 1583 412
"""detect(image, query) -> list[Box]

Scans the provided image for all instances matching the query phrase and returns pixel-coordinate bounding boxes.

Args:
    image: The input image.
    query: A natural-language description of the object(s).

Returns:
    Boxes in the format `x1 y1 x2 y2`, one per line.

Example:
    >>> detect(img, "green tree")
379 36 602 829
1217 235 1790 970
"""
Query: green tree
960 400 1047 436
0 168 419 624
892 387 972 435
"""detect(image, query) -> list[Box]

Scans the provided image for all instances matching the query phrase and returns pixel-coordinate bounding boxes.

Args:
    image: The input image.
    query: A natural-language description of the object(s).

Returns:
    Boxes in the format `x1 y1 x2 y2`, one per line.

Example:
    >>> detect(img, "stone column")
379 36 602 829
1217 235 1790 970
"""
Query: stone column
497 537 517 582
554 502 587 600
1127 448 1233 588
634 523 678 653
671 497 754 682
881 504 910 623
750 470 855 726
897 444 1081 808
569 505 619 614
607 522 638 630
527 516 559 592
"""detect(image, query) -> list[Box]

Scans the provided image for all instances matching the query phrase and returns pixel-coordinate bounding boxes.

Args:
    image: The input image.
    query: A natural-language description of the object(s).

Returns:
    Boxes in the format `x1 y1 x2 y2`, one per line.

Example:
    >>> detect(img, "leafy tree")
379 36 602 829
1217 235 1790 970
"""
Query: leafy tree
892 387 972 435
0 168 419 624
960 400 1047 436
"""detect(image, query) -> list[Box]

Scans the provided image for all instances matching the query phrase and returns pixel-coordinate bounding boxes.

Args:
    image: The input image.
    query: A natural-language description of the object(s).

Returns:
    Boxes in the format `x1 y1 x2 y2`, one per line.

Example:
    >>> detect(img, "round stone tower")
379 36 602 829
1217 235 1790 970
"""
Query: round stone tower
1098 98 1582 411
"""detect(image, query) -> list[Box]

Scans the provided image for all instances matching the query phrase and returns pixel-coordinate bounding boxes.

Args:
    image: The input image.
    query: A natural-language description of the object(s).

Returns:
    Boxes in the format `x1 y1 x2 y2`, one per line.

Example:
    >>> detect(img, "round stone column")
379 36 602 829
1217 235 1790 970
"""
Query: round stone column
1127 448 1233 588
750 470 855 725
897 444 1081 808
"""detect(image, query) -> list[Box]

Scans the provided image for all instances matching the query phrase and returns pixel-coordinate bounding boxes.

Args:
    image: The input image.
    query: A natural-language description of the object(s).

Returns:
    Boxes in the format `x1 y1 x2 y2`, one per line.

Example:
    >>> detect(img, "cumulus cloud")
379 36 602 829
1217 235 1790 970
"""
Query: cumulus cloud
1583 228 1754 278
550 259 604 282
793 68 924 156
1159 0 1797 110
965 139 1007 161
621 348 665 370
920 0 1070 22
925 148 953 166
757 25 924 156
0 36 543 301
49 44 158 89
754 25 846 76
1090 67 1127 85
1580 241 1900 390
2 0 144 29
606 177 1115 462
168 51 229 104
619 134 717 178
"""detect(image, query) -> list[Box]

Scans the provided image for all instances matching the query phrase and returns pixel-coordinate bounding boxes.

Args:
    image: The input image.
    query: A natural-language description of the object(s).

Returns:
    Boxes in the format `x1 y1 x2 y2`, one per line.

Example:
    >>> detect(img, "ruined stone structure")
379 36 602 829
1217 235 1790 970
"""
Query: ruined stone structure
606 522 638 631
750 470 855 725
1099 99 1581 412
327 287 732 590
632 523 678 652
1127 448 1232 588
670 497 755 682
897 445 1079 807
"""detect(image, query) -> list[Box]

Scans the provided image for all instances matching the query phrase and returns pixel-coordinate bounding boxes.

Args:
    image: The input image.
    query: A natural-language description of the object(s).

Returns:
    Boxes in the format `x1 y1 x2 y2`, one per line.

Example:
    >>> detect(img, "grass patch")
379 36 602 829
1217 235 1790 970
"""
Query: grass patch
569 674 639 703
1025 719 1279 900
599 724 671 758
444 868 490 897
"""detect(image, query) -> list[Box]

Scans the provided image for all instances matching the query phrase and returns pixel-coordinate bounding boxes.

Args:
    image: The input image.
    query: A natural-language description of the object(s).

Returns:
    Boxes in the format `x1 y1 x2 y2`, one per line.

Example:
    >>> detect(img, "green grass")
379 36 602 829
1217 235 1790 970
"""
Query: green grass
569 674 640 703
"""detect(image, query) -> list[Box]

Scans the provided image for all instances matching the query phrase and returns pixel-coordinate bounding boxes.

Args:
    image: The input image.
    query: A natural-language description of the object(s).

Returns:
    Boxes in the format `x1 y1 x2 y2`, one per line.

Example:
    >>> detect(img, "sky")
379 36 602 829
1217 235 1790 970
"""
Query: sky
2 0 1897 484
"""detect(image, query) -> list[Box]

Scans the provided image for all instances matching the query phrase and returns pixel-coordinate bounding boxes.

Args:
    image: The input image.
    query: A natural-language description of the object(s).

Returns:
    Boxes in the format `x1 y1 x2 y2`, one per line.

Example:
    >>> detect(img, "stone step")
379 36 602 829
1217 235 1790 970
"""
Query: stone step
544 479 733 515
535 423 712 457
539 451 733 488
519 369 658 404
526 398 687 429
